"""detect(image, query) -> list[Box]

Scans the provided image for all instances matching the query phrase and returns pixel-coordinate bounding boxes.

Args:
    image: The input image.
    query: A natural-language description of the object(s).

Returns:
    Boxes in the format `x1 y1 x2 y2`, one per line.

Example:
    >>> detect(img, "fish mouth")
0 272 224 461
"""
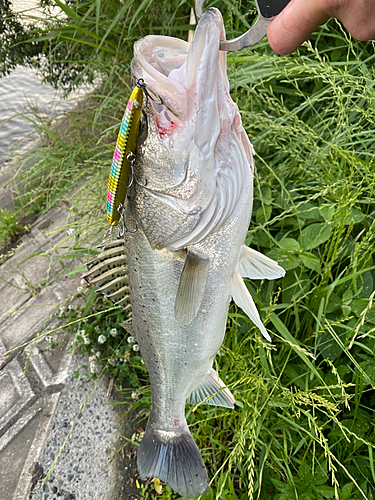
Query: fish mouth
132 8 227 129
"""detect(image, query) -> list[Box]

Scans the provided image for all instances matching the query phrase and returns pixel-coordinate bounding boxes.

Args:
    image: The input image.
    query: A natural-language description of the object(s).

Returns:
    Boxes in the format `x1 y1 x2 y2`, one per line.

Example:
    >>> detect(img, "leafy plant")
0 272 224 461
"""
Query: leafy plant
0 208 25 248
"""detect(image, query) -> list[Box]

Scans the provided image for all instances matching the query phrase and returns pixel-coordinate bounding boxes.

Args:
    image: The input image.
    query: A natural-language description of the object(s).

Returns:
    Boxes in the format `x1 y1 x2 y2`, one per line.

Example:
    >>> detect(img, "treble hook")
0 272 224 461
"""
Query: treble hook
101 224 116 244
117 203 138 235
135 78 163 110
124 152 147 189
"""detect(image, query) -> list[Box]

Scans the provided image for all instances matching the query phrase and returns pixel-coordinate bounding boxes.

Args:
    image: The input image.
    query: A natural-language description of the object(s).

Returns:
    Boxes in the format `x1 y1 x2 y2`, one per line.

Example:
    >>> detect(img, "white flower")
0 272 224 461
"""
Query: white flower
108 358 117 366
127 336 134 344
80 279 87 286
90 362 99 374
68 304 75 310
83 337 91 345
131 391 139 400
98 335 106 344
95 351 101 359
79 329 86 336
110 328 118 337
133 344 140 352
67 228 76 236
94 326 101 333
140 359 145 365
76 286 84 293
56 308 64 318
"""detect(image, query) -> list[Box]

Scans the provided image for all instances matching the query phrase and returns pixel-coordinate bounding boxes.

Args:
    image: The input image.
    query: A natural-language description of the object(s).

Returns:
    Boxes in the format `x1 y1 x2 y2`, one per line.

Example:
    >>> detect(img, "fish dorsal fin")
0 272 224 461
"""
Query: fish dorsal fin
83 239 131 310
174 249 210 326
119 319 134 336
238 245 285 280
187 369 235 408
229 270 271 341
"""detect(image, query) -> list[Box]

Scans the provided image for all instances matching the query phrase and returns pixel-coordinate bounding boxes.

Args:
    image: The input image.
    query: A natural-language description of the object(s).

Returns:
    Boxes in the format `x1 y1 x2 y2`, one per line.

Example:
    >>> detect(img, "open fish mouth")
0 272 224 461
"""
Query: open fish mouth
132 8 227 137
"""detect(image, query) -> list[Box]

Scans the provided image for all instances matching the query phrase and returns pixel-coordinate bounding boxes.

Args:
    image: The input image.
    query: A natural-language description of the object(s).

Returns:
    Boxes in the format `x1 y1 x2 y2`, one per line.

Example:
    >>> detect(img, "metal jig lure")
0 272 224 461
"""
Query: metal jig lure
106 81 144 226
106 79 162 234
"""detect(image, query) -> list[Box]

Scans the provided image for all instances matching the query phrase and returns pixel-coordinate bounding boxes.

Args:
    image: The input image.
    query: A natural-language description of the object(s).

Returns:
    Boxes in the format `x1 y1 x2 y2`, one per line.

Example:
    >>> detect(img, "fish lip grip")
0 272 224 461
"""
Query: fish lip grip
195 0 291 51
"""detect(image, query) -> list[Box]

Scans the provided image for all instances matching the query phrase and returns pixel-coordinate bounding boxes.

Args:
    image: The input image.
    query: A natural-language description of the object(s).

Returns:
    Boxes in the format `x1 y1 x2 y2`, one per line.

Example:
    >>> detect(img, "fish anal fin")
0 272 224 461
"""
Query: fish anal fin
239 245 285 280
187 369 235 408
138 425 209 499
229 270 271 342
174 249 209 326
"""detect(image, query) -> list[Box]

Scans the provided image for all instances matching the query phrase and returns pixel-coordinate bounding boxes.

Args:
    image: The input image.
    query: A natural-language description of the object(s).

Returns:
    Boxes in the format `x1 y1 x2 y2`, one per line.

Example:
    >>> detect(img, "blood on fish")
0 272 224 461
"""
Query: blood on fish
157 121 177 138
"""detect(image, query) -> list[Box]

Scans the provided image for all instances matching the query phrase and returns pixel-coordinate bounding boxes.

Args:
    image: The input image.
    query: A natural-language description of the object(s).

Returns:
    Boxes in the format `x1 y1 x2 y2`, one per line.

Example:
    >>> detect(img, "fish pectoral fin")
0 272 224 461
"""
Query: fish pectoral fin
174 249 210 326
119 319 134 335
187 369 235 408
229 270 271 342
238 245 285 280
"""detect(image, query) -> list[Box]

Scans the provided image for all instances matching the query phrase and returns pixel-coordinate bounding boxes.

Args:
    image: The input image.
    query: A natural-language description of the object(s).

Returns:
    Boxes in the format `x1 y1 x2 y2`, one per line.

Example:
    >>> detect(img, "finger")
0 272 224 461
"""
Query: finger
335 0 375 41
267 0 329 55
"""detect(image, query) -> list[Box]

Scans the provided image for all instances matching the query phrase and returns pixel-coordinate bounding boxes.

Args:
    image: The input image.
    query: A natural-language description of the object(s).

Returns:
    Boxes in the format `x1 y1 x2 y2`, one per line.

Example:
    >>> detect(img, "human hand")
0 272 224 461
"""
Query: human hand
267 0 375 55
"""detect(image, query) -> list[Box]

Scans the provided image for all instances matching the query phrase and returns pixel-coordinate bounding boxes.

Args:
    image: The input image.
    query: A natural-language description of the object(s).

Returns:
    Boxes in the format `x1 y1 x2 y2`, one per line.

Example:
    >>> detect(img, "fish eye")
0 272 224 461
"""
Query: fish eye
137 111 148 144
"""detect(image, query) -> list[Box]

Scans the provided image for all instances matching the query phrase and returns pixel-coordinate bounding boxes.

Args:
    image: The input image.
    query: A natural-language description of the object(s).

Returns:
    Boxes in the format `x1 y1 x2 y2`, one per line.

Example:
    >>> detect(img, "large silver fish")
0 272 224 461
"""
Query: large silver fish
85 7 284 498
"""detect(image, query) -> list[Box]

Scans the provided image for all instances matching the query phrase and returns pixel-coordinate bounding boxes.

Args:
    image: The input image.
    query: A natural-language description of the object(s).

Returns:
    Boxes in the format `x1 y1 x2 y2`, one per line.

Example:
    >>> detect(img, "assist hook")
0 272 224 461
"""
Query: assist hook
136 78 163 109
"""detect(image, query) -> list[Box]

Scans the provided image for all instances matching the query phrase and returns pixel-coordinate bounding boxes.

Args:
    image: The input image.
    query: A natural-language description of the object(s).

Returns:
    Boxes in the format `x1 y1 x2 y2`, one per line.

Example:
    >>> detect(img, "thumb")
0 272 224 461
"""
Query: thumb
267 0 329 55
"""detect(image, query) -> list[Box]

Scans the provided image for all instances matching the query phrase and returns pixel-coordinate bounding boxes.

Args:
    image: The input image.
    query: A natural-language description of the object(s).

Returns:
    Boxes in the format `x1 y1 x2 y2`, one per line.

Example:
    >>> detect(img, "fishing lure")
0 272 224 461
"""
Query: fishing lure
106 82 144 226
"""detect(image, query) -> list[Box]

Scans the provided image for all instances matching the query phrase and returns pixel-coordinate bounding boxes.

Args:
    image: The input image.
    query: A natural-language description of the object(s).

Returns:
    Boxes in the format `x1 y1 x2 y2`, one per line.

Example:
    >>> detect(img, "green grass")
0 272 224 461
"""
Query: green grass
4 1 375 499
0 208 25 251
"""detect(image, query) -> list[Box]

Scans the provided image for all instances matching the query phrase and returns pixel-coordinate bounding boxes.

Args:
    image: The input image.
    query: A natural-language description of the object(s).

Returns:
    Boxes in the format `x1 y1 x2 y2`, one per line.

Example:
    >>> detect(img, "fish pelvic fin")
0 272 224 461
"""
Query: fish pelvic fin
138 424 209 499
239 245 285 280
229 270 271 342
187 369 235 408
174 249 210 326
83 239 131 311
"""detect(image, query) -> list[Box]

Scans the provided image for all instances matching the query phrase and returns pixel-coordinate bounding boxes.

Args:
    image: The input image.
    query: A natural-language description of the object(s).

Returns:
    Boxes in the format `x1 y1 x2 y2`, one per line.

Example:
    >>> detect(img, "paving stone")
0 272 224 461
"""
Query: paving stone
0 285 67 355
0 394 61 500
0 358 36 438
0 408 41 498
25 333 73 393
1 208 80 292
28 358 129 500
0 284 31 323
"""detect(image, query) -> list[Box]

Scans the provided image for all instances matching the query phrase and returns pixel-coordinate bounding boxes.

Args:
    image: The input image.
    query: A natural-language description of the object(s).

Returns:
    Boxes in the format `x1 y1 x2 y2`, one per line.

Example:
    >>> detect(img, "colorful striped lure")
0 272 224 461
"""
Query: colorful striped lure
106 84 144 226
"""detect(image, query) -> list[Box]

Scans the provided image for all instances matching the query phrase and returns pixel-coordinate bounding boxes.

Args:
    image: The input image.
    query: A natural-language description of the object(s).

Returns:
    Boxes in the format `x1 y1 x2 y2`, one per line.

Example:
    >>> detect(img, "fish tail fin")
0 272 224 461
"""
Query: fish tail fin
138 421 209 498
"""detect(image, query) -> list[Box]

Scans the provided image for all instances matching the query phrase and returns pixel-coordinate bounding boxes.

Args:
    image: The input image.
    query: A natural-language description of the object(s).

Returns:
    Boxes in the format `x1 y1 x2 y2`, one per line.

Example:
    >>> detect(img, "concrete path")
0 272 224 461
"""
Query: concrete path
0 179 139 499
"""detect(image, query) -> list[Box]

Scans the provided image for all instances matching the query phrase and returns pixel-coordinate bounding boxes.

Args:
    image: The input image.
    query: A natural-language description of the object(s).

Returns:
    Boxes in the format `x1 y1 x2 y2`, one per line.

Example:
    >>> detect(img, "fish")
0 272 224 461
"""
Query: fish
84 7 285 498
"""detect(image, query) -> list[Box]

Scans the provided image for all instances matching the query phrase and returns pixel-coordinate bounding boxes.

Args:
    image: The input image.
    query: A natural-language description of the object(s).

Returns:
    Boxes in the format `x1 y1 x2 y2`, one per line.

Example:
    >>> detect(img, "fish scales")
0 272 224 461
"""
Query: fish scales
85 7 285 498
